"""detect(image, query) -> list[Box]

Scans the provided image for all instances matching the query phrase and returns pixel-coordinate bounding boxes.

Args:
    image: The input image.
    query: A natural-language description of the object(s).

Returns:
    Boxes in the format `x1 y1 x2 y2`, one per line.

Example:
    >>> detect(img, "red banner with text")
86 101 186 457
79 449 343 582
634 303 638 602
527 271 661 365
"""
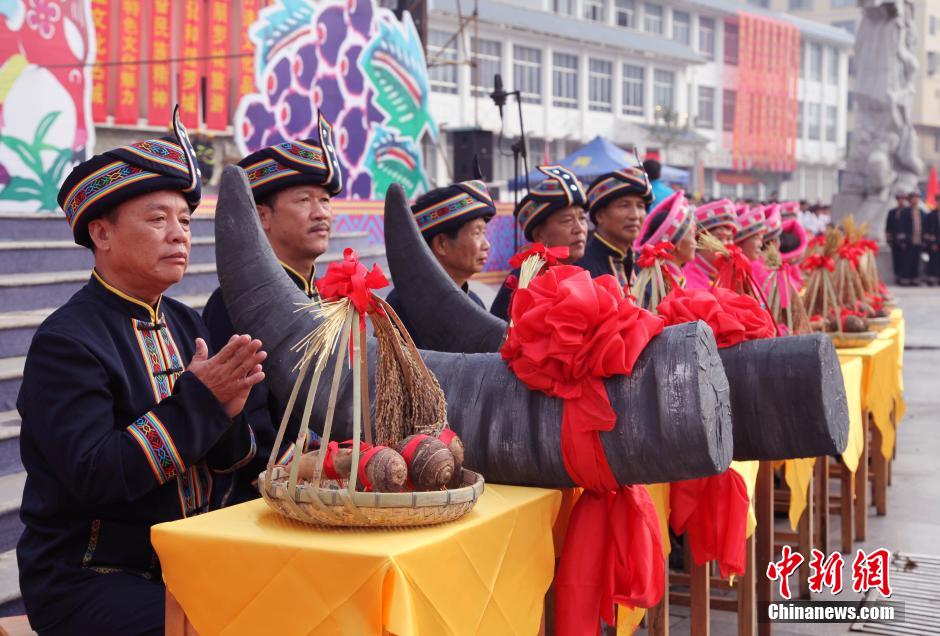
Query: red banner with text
115 0 142 124
148 0 174 125
178 0 203 128
206 0 230 130
90 0 110 122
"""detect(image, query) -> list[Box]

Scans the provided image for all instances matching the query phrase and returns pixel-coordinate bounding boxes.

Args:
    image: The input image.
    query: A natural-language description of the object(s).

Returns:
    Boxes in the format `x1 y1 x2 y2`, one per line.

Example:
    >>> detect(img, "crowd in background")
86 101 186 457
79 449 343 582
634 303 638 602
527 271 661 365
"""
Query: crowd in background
886 192 940 287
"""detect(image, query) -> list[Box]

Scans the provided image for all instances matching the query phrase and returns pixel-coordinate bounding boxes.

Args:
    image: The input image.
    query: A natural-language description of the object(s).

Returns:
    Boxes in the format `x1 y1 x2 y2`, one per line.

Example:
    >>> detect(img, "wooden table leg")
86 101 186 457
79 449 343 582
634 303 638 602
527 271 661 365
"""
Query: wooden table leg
855 410 870 541
814 459 829 555
870 422 888 516
756 461 774 636
647 559 669 636
840 462 854 554
691 561 710 636
739 536 757 636
797 473 814 599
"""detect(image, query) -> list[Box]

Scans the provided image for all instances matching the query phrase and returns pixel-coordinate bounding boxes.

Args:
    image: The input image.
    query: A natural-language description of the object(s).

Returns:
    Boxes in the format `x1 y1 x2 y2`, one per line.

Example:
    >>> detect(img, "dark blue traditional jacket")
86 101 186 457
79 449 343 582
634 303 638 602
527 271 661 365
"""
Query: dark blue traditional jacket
201 262 319 506
575 233 636 287
17 272 255 631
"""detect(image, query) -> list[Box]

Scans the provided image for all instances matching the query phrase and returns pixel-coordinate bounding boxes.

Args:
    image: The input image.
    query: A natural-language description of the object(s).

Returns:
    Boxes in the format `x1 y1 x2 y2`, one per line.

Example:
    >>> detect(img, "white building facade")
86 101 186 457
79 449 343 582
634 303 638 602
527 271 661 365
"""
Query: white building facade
423 0 854 202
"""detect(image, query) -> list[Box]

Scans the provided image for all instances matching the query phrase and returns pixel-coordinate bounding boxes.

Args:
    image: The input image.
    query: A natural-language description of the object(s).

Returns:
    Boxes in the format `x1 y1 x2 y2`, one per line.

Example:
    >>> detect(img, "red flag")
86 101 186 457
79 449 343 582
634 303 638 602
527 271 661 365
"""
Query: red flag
927 166 939 208
147 0 174 125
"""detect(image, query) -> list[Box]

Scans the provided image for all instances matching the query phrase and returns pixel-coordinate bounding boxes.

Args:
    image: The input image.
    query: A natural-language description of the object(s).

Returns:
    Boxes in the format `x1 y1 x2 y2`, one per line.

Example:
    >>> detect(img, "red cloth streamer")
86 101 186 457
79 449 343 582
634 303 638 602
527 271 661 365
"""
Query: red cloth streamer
838 243 862 269
319 440 384 491
399 434 429 491
856 239 879 254
437 428 456 445
801 253 835 273
509 243 570 269
315 248 390 326
500 265 666 632
321 441 342 480
356 444 384 492
656 285 773 578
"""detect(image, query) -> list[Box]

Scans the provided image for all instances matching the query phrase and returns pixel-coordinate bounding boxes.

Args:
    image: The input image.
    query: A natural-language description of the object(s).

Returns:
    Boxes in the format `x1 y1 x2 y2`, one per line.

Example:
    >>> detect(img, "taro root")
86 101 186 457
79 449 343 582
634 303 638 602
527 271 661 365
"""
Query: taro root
843 315 868 333
396 434 455 490
437 429 466 488
295 446 408 492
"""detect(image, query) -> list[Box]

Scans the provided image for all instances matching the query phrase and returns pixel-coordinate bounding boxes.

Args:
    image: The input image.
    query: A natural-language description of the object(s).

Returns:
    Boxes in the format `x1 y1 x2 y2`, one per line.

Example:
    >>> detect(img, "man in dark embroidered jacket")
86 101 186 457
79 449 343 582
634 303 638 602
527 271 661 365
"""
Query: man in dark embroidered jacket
385 180 495 349
202 113 342 505
17 108 265 636
576 165 653 287
491 165 588 320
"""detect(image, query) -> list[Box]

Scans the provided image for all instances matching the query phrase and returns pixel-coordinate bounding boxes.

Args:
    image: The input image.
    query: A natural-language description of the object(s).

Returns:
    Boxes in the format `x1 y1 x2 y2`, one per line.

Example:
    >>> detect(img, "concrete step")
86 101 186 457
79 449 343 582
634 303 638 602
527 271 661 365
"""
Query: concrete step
0 238 216 275
0 248 388 410
0 473 24 555
0 412 20 479
0 211 217 240
0 231 371 276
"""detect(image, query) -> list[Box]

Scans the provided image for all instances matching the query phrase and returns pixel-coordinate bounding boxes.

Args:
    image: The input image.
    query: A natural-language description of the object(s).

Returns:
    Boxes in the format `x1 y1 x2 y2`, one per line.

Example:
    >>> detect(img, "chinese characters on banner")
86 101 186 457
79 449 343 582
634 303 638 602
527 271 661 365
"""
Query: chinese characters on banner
732 13 799 173
178 0 203 128
240 1 263 104
148 0 174 125
115 0 141 124
90 0 110 122
205 1 230 130
768 548 893 600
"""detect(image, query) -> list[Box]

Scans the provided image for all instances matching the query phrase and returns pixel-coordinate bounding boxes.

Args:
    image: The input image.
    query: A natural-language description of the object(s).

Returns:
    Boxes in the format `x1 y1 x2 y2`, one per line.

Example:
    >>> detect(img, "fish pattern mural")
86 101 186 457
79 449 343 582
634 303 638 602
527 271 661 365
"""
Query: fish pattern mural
234 0 438 200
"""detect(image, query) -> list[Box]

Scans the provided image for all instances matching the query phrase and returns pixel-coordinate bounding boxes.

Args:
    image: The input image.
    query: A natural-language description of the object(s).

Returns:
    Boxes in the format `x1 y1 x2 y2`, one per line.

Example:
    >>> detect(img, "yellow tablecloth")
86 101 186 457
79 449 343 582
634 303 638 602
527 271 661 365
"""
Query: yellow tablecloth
838 337 900 460
839 357 864 473
152 485 562 636
878 324 906 422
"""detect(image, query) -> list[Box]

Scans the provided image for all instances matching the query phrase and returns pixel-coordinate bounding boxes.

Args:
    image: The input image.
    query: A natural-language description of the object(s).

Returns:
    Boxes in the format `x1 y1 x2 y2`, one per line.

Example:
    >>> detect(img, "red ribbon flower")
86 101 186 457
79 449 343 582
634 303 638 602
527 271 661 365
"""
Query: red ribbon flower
315 248 389 321
657 287 775 349
636 240 675 268
801 253 835 272
856 238 879 254
508 242 570 269
501 265 666 631
838 243 862 268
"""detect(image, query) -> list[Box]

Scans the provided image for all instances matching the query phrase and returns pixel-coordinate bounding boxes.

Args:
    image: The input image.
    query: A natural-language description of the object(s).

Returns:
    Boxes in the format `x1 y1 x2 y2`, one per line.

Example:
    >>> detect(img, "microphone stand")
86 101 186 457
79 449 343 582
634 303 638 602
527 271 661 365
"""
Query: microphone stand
492 85 531 253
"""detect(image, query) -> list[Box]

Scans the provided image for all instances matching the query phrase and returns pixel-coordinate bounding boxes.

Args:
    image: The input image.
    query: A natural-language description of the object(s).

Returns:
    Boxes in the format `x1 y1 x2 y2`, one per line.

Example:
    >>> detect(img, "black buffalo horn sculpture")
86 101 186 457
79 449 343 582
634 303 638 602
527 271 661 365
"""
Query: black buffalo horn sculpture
384 182 850 462
215 166 733 487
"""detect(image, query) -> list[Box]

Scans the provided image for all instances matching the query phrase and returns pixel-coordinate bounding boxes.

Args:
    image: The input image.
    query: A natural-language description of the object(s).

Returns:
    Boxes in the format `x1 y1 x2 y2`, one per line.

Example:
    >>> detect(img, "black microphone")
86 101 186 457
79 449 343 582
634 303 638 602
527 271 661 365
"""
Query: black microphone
490 73 507 119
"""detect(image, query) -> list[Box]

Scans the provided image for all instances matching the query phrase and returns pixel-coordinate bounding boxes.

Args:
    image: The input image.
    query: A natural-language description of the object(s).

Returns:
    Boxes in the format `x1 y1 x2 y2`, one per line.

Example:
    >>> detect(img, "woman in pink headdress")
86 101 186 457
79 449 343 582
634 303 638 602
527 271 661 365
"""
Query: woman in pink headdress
631 190 696 308
683 199 738 290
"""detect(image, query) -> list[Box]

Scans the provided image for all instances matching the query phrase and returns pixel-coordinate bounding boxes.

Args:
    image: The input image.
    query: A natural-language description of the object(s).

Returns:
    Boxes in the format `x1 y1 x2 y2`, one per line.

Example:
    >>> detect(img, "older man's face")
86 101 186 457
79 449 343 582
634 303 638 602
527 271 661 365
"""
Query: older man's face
94 190 192 295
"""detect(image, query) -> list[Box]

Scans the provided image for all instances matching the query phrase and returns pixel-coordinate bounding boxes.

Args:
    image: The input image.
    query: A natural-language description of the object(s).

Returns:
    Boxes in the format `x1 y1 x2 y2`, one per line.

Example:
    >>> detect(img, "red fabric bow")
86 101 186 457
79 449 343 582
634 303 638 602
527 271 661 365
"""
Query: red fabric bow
856 239 879 254
655 286 771 578
315 248 389 324
801 253 835 272
657 287 776 348
636 241 676 268
508 242 570 269
838 243 862 268
501 265 666 631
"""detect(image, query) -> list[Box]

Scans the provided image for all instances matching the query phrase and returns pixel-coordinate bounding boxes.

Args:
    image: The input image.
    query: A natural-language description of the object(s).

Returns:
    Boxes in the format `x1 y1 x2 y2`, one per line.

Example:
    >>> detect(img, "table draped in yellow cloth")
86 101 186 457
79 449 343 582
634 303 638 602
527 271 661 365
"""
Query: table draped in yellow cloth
878 323 906 422
838 336 901 460
152 485 561 636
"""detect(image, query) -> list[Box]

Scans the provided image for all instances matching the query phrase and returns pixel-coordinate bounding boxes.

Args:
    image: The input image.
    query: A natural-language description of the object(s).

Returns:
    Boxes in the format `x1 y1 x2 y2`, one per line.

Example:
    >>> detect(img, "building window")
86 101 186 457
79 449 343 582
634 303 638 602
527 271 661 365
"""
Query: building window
471 38 502 97
699 16 715 59
724 22 739 65
584 0 606 22
827 47 839 83
621 64 645 116
697 86 715 128
929 51 939 75
849 54 856 77
615 0 636 28
825 105 837 141
644 4 663 34
513 45 542 104
673 11 691 44
807 103 821 140
749 0 769 6
588 58 613 112
932 16 937 35
553 0 575 16
789 0 813 9
831 0 856 6
653 68 674 111
934 130 940 152
848 91 855 112
722 89 736 132
553 52 579 109
832 20 856 35
427 30 458 94
809 43 822 81
799 42 805 78
797 101 804 138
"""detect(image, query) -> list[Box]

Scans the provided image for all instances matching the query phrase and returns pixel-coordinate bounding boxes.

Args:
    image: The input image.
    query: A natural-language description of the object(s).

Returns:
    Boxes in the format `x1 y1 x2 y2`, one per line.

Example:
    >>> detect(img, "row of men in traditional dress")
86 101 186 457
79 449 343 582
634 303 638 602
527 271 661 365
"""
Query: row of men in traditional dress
886 191 940 286
14 106 812 634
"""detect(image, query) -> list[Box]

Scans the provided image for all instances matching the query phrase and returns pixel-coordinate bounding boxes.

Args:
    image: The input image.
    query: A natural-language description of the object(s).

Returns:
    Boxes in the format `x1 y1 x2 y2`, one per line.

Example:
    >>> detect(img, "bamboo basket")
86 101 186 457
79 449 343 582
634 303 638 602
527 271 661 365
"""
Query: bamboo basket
867 316 891 331
829 331 877 349
258 283 483 528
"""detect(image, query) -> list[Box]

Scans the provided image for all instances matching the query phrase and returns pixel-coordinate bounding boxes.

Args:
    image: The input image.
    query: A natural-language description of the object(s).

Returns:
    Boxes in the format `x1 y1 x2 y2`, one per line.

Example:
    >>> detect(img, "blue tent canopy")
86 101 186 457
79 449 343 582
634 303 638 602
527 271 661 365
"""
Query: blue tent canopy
508 135 689 190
